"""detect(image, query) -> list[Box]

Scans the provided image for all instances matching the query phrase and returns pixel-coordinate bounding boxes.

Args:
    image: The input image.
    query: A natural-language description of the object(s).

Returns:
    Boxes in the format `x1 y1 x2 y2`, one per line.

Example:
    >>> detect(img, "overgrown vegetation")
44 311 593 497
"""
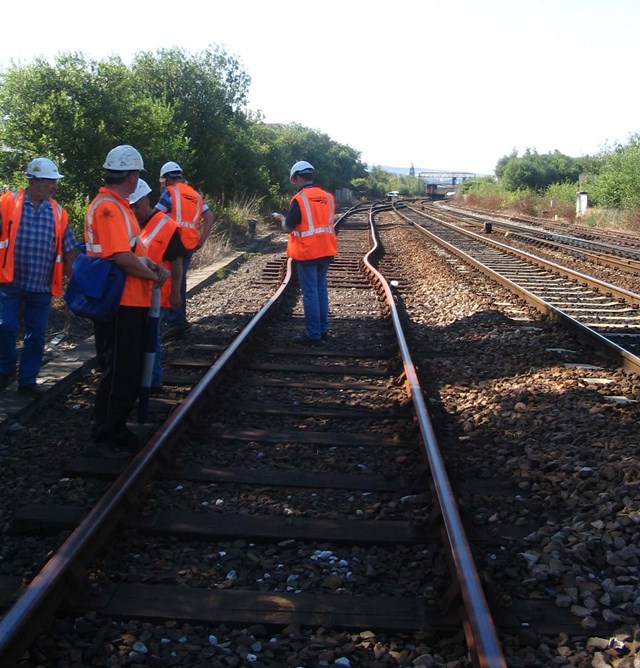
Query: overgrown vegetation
459 139 640 233
352 167 424 199
0 47 368 241
1 46 638 241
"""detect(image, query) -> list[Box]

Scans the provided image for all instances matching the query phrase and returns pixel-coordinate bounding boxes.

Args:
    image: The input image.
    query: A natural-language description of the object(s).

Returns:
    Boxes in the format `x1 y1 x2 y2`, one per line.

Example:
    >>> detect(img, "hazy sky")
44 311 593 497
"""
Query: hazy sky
1 0 637 175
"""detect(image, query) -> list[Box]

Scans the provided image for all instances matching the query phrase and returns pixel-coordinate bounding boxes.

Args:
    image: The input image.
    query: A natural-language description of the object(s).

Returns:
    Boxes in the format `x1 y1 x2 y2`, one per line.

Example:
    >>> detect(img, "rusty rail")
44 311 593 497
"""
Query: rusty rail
367 203 507 668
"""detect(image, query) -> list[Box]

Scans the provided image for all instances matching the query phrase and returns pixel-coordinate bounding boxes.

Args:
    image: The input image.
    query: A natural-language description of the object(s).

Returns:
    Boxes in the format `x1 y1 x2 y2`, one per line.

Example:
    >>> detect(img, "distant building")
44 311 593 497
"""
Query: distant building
409 163 415 178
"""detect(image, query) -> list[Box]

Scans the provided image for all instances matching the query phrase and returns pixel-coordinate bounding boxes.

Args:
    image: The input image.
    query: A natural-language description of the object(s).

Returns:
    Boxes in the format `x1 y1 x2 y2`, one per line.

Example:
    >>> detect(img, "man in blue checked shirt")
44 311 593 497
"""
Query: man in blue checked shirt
0 158 77 396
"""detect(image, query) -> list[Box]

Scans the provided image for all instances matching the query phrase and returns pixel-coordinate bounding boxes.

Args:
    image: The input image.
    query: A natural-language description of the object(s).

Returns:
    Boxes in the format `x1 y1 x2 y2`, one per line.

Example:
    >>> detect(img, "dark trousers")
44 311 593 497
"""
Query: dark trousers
92 305 148 441
164 248 193 327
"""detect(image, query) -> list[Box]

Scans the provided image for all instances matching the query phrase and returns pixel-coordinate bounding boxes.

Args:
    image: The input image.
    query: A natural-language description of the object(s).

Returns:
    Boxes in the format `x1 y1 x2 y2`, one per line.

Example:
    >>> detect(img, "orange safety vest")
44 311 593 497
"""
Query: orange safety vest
166 182 204 250
287 186 337 261
0 189 68 296
140 211 179 308
84 188 151 308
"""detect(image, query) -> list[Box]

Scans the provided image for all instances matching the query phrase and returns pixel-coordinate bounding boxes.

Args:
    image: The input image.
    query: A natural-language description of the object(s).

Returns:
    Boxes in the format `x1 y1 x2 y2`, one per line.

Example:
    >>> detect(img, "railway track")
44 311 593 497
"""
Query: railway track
424 201 640 274
395 203 640 374
436 201 640 256
0 205 506 667
3 202 640 666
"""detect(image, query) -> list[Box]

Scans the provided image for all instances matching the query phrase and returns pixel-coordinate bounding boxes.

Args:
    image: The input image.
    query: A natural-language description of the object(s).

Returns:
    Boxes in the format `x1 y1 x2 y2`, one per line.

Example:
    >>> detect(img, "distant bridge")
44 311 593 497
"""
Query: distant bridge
418 171 477 185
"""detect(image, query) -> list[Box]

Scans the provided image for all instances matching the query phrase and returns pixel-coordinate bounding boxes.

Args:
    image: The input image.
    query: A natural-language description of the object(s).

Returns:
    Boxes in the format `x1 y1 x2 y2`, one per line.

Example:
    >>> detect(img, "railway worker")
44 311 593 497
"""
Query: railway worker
155 161 215 338
85 145 168 455
129 178 187 393
0 158 77 396
272 160 337 346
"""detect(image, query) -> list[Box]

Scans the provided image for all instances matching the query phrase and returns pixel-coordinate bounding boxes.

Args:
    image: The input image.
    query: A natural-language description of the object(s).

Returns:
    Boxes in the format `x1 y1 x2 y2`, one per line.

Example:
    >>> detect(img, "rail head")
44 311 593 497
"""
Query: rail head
367 204 507 668
0 259 298 666
0 207 507 667
396 205 640 377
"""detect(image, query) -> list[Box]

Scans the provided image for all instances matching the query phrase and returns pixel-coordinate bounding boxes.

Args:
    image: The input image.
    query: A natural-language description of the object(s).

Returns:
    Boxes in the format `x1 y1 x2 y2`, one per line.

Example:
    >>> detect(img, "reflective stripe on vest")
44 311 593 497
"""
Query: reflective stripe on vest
0 190 67 295
290 190 335 238
140 213 176 307
50 201 66 295
168 184 203 229
85 195 141 253
141 214 174 248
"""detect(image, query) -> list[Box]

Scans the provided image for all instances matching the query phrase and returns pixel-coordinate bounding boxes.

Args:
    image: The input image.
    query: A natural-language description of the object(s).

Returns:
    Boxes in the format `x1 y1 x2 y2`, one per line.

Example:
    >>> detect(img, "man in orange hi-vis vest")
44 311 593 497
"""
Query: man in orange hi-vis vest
130 177 186 394
155 161 215 338
272 160 337 346
85 145 168 457
0 158 77 396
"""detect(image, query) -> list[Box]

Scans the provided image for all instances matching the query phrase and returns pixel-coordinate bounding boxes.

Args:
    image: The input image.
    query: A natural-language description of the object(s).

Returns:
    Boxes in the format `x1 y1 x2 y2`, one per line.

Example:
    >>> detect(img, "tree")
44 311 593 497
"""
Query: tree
499 149 582 192
589 135 640 208
0 48 371 229
130 46 257 200
495 149 518 179
0 52 186 228
254 122 367 197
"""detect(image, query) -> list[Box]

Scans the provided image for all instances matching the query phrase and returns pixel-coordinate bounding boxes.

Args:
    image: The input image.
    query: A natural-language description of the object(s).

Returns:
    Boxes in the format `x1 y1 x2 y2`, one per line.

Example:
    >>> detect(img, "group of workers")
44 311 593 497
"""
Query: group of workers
0 148 337 457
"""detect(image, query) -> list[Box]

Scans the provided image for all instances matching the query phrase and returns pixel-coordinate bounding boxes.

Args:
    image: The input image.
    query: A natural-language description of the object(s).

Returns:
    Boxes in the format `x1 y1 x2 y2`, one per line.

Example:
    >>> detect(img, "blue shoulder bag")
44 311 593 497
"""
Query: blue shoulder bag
64 246 126 322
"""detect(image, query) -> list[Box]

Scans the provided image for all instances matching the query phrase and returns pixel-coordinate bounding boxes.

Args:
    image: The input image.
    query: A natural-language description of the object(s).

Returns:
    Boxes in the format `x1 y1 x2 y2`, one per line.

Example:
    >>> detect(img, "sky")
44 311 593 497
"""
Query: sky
1 0 638 176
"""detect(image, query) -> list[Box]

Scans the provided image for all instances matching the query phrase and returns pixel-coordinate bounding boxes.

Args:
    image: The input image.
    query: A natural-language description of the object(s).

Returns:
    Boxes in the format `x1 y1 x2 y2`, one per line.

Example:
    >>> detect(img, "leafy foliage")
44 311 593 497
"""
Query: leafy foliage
352 166 425 199
497 149 583 192
129 47 259 201
0 53 187 215
0 47 369 235
254 122 368 197
458 175 578 219
587 135 640 208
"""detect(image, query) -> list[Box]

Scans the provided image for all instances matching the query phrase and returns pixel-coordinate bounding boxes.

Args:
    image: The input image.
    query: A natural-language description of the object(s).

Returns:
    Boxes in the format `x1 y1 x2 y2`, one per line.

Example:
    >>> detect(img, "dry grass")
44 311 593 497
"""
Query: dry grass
580 207 640 234
190 195 265 269
191 223 236 270
461 193 640 236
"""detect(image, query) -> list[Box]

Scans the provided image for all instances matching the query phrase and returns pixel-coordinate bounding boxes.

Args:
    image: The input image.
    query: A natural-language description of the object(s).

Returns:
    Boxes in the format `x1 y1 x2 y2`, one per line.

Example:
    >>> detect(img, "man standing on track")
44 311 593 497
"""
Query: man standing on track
129 177 186 393
0 157 77 396
155 161 215 338
272 160 337 346
85 145 168 455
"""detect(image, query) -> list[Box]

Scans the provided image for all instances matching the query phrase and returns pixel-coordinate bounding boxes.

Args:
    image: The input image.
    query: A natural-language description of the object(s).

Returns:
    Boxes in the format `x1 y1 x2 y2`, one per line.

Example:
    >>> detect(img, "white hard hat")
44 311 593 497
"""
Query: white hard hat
129 178 152 205
25 157 64 180
160 161 182 178
290 160 314 180
103 145 144 171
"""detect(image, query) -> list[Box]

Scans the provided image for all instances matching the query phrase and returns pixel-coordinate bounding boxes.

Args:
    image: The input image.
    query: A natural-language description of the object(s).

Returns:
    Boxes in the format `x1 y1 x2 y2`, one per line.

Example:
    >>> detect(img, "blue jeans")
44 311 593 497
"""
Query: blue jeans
297 259 331 340
164 249 193 327
0 284 51 385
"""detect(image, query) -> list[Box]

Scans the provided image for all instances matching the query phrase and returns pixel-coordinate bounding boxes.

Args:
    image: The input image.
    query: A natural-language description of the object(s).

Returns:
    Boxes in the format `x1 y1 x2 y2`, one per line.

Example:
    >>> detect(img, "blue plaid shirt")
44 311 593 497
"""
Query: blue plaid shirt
12 192 77 293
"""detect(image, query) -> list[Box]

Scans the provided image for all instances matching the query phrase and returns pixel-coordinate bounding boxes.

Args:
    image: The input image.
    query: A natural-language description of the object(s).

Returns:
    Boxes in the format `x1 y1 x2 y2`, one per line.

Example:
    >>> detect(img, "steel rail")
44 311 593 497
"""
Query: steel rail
0 206 368 665
0 204 507 666
396 206 640 376
433 201 640 258
425 204 640 275
409 205 640 307
0 261 297 665
366 204 507 668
